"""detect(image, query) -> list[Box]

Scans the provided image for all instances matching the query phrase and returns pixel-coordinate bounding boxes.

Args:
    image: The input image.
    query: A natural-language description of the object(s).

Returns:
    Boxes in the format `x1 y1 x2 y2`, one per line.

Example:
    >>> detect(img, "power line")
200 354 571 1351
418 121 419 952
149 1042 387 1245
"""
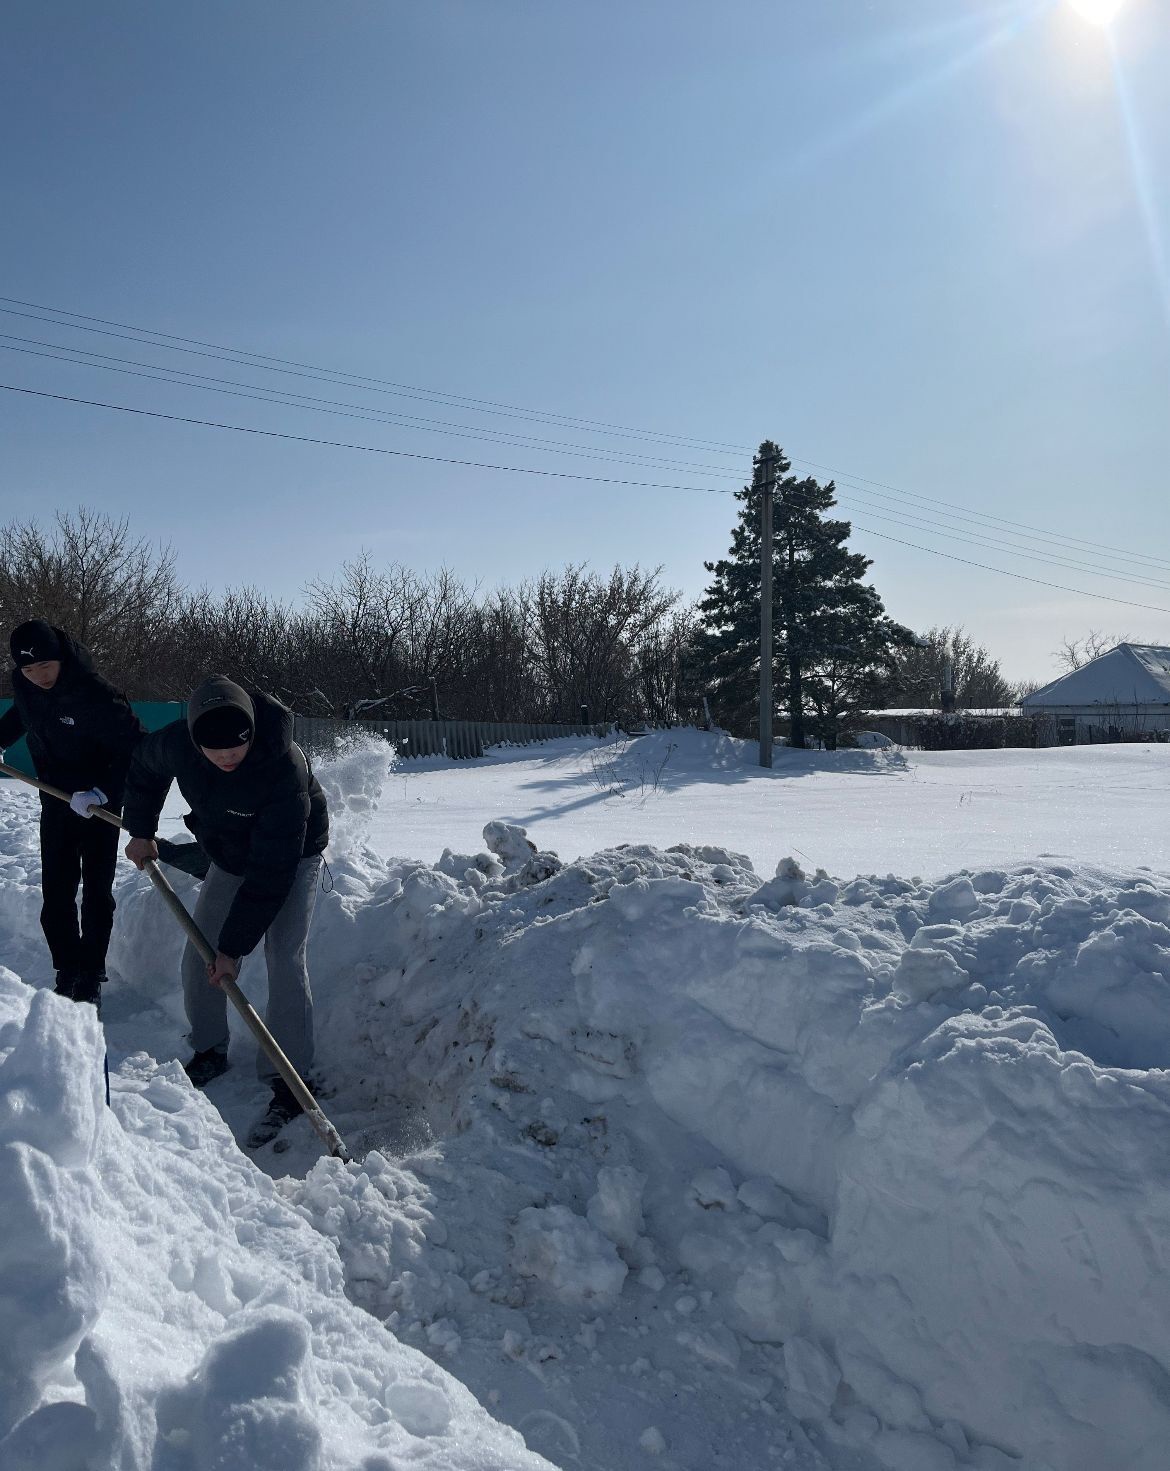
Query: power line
4 294 1166 577
3 356 1165 594
7 337 1170 592
800 460 1170 574
0 382 731 494
0 296 748 454
842 521 1170 618
825 497 1170 593
7 331 1170 585
5 380 1170 618
0 333 746 479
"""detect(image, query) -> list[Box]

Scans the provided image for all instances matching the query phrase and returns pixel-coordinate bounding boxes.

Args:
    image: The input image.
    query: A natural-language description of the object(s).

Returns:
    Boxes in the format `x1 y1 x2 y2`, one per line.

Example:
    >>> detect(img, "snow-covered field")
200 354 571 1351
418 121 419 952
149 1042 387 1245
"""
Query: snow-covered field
2 729 1170 1471
369 730 1170 879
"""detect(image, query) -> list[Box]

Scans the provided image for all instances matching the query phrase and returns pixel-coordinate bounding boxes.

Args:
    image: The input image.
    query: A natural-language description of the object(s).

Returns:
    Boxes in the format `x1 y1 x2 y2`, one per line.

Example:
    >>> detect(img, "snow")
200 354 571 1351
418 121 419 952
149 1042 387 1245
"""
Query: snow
3 727 1170 1470
0 980 551 1471
359 727 1170 879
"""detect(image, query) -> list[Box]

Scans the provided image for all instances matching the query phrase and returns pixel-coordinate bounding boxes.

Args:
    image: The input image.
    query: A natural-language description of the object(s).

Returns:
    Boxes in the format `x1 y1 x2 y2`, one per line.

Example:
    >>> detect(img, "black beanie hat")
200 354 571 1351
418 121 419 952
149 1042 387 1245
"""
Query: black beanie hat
192 705 255 750
11 620 62 668
188 675 256 750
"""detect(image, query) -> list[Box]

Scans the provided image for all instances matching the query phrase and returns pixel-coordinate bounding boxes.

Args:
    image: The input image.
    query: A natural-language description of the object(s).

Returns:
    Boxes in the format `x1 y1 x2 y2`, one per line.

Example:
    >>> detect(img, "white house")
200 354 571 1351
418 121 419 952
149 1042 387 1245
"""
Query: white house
1020 643 1170 745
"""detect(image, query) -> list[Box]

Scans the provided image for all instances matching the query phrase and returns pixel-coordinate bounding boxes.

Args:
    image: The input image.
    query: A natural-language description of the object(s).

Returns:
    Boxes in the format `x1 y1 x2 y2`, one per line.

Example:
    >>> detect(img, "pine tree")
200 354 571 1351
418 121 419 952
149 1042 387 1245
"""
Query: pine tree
695 441 914 747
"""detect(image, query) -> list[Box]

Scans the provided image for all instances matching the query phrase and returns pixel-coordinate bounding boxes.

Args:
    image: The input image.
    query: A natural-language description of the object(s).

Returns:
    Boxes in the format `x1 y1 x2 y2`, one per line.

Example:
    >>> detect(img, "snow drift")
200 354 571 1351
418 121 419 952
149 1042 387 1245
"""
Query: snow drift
291 812 1170 1469
0 972 554 1471
3 733 1170 1470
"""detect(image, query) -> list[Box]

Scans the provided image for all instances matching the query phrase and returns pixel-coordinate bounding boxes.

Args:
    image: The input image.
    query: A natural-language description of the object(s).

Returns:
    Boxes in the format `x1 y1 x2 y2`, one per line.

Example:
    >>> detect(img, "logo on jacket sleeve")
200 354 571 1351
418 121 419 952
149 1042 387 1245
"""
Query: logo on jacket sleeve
59 716 76 726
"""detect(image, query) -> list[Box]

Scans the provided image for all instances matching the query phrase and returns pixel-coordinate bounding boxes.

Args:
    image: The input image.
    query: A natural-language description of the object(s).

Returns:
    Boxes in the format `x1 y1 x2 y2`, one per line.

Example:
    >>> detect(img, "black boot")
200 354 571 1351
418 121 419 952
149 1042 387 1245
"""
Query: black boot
72 969 105 1016
53 969 77 999
183 1044 230 1088
246 1079 304 1149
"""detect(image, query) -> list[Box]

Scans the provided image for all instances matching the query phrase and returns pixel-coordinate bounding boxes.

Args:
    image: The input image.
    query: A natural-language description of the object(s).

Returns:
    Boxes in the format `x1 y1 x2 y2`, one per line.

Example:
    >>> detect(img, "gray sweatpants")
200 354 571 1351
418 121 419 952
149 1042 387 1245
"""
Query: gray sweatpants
182 856 321 1081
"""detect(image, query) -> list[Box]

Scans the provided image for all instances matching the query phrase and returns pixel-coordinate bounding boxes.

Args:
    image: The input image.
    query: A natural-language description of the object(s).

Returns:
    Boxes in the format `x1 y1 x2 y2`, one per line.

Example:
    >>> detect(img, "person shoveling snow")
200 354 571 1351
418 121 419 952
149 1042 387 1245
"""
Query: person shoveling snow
122 674 329 1149
0 619 144 1013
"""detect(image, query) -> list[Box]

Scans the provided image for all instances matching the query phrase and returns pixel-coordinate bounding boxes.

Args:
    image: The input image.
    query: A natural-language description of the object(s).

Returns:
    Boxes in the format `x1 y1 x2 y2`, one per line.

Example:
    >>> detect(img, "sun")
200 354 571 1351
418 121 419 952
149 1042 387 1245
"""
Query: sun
1067 0 1126 26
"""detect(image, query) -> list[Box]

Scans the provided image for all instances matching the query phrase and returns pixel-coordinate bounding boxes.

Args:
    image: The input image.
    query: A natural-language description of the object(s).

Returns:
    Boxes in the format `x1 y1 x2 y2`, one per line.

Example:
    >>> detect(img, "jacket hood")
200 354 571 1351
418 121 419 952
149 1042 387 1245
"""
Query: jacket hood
56 628 95 678
187 675 255 742
250 689 294 758
186 676 292 758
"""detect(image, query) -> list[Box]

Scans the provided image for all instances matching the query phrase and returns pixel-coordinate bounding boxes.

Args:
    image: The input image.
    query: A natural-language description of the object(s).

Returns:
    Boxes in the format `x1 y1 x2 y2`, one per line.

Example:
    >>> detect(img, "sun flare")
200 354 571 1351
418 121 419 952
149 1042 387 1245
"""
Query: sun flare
1067 0 1126 26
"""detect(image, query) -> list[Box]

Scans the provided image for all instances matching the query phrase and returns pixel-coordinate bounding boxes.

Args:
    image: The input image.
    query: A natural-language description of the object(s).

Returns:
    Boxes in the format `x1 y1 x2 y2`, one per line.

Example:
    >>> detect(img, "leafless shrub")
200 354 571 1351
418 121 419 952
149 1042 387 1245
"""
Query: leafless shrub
587 736 678 800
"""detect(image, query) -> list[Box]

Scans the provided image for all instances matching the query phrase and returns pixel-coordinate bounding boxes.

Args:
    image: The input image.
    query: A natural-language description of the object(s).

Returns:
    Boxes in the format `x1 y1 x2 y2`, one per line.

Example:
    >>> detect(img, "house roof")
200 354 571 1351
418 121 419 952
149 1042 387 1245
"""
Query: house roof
1021 644 1170 709
866 709 1015 718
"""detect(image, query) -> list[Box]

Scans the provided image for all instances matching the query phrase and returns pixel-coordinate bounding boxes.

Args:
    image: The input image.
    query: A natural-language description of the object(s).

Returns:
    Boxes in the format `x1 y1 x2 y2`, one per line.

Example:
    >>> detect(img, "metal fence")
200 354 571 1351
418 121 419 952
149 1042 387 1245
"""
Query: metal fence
0 703 610 778
293 716 610 762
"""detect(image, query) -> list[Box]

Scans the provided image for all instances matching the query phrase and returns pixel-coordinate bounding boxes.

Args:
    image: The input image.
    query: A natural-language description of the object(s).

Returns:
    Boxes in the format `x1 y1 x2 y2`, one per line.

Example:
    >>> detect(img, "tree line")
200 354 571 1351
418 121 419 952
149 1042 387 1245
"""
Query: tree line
1 479 1029 743
0 509 693 726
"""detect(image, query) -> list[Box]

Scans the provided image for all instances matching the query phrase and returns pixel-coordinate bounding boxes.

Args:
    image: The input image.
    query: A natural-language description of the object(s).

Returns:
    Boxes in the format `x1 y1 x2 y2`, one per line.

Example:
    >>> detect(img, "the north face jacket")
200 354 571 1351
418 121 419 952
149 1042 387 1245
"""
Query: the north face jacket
122 680 329 957
0 628 144 806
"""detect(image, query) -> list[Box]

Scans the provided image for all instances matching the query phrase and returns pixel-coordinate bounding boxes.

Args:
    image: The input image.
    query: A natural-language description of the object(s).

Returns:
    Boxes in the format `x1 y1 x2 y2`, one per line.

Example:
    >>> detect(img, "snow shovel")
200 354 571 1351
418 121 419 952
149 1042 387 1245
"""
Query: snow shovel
0 759 351 1162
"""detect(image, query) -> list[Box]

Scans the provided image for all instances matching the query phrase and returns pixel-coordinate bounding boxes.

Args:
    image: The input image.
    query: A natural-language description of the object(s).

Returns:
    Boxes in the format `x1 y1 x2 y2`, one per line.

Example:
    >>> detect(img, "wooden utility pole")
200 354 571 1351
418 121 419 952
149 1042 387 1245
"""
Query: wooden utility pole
758 449 776 768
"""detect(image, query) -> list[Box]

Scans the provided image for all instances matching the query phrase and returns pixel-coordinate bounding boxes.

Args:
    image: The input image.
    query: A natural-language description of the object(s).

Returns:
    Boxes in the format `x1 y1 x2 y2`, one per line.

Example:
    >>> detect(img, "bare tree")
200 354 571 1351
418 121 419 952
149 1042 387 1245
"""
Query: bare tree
636 609 698 725
0 508 692 727
0 508 180 695
304 555 419 714
531 565 679 723
1053 630 1137 673
459 587 540 720
893 626 1016 710
400 566 477 706
302 558 487 718
166 587 318 705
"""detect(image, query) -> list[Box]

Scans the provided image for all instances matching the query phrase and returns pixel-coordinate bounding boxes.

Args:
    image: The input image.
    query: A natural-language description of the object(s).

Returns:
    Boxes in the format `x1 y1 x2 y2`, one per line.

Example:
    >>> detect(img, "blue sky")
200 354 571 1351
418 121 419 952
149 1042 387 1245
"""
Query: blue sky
2 0 1168 681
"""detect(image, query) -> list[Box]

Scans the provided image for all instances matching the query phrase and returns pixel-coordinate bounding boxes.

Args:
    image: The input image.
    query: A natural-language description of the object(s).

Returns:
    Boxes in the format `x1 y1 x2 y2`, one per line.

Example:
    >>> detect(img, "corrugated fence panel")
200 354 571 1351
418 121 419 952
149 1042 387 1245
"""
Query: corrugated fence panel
291 715 608 763
3 706 600 780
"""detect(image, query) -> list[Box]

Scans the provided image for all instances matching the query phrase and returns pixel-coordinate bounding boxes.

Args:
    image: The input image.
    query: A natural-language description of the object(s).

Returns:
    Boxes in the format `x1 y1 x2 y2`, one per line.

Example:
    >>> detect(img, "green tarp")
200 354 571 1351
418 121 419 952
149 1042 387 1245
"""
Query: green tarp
0 700 186 778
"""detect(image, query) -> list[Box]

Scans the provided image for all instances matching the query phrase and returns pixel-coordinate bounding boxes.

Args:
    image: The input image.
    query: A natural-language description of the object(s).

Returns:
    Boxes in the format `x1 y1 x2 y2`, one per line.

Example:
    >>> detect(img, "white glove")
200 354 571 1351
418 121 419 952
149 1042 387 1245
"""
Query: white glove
70 787 108 818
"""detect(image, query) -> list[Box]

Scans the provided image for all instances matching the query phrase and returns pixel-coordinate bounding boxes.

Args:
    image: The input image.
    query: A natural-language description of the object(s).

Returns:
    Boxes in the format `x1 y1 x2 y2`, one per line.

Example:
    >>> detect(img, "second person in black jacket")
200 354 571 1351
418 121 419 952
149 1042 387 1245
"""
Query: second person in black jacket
122 674 329 1148
0 619 144 1006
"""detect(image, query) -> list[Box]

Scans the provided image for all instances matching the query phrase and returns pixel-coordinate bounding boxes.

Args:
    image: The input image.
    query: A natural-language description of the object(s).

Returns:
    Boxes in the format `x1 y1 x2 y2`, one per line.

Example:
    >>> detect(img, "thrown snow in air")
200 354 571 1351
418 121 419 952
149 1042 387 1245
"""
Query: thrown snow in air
2 728 1170 1470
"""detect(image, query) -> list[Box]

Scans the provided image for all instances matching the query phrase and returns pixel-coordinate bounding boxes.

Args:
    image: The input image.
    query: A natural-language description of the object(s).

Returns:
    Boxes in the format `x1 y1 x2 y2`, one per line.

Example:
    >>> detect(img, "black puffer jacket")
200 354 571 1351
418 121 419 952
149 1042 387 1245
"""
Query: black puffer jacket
122 684 329 958
0 629 144 806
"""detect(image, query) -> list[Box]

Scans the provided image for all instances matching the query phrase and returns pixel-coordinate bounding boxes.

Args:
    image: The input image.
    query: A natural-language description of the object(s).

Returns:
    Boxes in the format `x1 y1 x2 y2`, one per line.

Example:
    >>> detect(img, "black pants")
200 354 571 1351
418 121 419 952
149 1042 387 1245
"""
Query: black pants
39 798 119 974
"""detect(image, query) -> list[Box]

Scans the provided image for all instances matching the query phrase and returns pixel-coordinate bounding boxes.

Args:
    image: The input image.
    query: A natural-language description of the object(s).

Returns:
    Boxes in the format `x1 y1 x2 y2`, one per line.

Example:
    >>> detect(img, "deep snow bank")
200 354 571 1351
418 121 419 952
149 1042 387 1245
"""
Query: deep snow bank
0 971 554 1470
275 825 1170 1471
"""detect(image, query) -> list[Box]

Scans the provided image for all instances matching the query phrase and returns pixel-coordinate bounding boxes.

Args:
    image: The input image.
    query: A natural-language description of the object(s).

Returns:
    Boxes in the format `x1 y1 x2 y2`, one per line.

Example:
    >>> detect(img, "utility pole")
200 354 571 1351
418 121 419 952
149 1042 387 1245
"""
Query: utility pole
758 448 776 768
941 657 956 716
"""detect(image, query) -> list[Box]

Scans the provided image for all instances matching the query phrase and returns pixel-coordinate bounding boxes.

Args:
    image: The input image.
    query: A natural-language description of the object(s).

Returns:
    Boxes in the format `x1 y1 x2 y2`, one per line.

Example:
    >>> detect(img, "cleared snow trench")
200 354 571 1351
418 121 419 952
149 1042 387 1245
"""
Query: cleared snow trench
3 734 1170 1470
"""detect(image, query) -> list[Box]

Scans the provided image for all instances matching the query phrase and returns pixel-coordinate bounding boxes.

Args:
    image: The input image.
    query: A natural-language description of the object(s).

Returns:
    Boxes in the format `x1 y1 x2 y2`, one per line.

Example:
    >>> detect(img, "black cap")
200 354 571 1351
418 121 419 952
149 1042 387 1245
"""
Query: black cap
11 620 62 668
